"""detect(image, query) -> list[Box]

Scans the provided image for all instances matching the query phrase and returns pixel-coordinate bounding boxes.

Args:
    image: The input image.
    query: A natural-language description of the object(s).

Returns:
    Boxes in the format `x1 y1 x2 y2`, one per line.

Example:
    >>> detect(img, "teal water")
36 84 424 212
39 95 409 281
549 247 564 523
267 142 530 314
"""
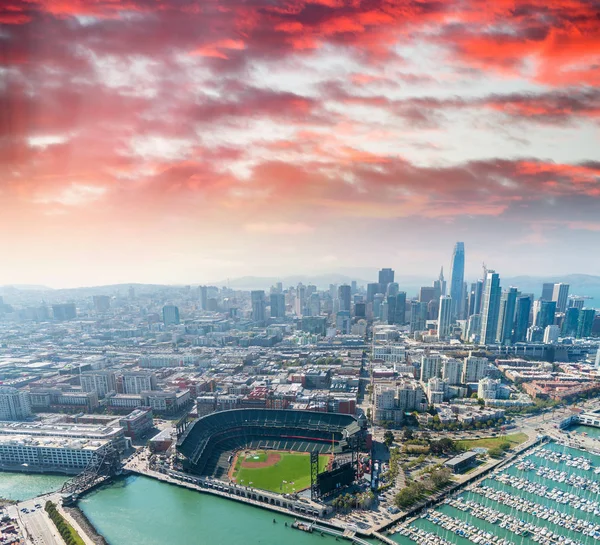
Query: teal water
80 475 349 545
568 425 600 439
0 472 68 501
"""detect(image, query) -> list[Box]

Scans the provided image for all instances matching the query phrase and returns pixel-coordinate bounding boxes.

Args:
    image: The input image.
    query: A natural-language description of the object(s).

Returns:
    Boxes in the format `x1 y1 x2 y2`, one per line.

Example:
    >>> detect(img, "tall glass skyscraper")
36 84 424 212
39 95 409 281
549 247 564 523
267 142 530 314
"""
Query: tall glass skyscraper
449 242 465 319
480 270 501 344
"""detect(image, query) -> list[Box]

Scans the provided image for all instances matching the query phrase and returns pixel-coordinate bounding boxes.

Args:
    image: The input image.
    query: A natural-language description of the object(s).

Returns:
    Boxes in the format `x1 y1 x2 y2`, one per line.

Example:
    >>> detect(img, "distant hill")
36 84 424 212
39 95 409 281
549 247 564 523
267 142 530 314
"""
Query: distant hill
0 285 53 291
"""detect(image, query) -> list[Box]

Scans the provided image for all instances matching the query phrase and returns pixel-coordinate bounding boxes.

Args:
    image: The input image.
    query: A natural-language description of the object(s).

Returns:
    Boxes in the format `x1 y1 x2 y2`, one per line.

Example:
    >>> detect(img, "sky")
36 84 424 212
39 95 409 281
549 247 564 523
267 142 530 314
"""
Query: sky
1 0 599 288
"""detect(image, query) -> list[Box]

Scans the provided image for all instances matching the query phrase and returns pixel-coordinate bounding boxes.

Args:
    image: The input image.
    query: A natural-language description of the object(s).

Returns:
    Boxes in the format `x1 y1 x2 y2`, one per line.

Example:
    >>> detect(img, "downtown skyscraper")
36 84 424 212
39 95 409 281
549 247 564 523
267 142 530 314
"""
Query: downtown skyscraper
449 242 465 320
480 270 502 345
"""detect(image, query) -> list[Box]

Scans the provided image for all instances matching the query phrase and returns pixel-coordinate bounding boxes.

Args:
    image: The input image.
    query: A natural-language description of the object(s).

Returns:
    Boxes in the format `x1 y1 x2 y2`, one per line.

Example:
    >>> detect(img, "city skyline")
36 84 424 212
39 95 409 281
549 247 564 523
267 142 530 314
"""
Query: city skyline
1 1 600 287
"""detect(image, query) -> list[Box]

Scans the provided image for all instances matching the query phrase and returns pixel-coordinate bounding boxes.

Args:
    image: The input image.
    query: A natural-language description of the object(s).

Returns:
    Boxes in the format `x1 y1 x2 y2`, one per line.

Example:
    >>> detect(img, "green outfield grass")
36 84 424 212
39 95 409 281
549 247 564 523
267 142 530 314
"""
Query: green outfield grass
232 451 330 494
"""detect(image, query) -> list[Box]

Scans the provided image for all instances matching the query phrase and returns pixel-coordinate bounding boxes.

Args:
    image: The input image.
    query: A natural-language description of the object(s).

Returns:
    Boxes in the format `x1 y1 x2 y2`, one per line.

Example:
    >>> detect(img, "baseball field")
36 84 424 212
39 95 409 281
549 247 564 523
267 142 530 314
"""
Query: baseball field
230 450 331 494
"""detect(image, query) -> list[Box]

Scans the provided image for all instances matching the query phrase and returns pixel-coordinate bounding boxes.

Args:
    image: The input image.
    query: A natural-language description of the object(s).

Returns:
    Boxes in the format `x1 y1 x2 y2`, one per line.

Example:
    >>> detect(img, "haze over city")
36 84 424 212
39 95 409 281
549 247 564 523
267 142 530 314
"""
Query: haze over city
1 0 600 287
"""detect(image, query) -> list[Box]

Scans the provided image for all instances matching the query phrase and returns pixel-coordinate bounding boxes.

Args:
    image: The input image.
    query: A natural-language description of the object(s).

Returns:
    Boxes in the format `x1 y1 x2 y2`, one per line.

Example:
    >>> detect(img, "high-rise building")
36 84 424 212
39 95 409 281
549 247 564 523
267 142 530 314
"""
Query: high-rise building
552 283 570 313
93 295 111 312
561 307 580 337
420 354 442 382
543 325 560 344
577 308 596 338
162 305 180 326
270 293 286 318
338 285 352 313
513 295 532 342
366 283 380 303
387 282 399 297
437 295 453 340
480 271 501 345
449 242 465 319
595 348 600 369
80 371 117 398
434 267 446 297
541 283 554 301
378 268 395 290
466 314 481 342
294 283 306 316
419 287 436 303
569 297 585 310
472 280 484 316
387 295 396 326
52 303 77 321
394 292 406 324
308 292 321 317
336 311 351 334
496 287 517 344
410 301 428 333
0 387 31 421
536 300 556 329
251 290 266 323
462 355 488 383
199 286 208 310
441 357 463 385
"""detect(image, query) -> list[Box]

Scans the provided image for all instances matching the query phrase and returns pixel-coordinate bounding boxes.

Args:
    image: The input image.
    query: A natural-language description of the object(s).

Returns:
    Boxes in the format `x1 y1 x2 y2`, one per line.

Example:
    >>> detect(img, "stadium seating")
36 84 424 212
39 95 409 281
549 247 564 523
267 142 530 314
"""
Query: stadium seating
177 409 363 476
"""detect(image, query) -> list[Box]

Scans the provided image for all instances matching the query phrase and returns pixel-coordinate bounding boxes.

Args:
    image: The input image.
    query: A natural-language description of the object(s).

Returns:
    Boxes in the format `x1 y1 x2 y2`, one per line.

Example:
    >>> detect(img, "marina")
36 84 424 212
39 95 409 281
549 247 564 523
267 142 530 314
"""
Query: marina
388 440 600 545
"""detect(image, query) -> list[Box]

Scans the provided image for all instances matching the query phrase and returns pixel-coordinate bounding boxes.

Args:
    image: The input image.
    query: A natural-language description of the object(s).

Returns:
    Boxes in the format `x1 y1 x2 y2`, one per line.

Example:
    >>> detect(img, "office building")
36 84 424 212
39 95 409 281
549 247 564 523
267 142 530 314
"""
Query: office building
338 285 351 313
449 242 465 319
437 295 453 340
569 297 585 310
536 300 556 330
410 301 428 333
480 271 501 344
251 290 266 323
308 292 321 316
162 305 180 326
378 268 395 292
52 303 77 321
541 283 554 302
270 293 286 319
552 283 570 313
367 283 380 303
419 286 436 304
387 282 399 297
336 311 351 334
199 286 208 310
434 267 446 297
562 307 580 337
393 292 406 324
595 348 600 369
513 295 532 343
469 280 484 317
294 283 306 316
122 372 158 395
543 325 560 344
119 407 153 440
0 387 31 421
463 355 488 383
81 371 117 398
93 295 111 312
577 309 596 338
496 287 517 344
420 354 442 382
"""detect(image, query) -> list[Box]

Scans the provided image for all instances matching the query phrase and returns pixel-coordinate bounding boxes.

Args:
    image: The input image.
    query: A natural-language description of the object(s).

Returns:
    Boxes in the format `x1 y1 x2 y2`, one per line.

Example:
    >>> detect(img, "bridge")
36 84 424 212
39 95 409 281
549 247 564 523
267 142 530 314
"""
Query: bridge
60 444 121 500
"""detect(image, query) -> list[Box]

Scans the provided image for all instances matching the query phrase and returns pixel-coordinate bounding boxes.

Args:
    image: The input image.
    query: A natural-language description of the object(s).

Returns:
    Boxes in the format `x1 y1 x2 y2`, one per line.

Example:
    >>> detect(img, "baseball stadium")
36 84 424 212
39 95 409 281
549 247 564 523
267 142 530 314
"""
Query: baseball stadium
176 409 367 496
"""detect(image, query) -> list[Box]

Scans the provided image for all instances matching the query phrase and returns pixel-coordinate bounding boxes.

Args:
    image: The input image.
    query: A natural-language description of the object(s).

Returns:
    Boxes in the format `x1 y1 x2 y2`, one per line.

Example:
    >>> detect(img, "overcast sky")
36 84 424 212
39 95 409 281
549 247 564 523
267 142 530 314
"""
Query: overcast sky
1 0 599 288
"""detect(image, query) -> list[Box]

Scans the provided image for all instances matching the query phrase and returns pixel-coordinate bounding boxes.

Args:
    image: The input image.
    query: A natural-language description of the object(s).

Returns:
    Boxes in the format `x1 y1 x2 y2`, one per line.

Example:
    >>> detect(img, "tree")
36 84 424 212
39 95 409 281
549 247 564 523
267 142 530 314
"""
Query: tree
366 408 372 421
403 427 414 441
384 430 394 447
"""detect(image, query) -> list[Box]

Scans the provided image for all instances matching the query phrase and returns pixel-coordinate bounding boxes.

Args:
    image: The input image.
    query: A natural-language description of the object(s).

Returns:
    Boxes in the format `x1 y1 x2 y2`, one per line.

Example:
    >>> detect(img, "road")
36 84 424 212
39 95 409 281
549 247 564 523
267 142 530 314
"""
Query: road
9 497 64 545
